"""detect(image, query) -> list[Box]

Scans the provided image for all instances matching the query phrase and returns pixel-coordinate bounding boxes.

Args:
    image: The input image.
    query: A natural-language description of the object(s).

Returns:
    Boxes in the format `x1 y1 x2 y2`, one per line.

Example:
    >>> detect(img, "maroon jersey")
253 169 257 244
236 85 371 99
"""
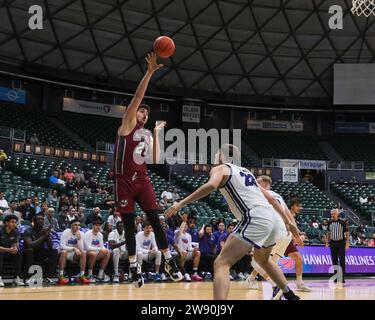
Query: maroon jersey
114 124 151 178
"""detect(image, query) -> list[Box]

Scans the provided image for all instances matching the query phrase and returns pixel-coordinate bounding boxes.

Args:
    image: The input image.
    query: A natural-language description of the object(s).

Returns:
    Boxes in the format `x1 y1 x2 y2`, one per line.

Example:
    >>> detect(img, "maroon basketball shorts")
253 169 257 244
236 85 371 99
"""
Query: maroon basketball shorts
284 240 299 256
114 175 158 215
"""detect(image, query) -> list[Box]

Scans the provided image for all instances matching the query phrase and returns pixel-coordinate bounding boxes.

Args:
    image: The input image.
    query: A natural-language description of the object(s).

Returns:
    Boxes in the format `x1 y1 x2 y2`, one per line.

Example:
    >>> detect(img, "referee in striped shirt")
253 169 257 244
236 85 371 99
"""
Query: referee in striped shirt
325 208 349 283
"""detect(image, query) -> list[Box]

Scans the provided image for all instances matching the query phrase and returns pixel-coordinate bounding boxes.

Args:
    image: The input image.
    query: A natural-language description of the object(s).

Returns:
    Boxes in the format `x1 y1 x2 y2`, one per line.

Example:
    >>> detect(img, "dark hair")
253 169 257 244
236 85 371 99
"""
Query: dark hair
143 222 152 228
138 104 151 114
93 219 102 226
116 221 124 227
227 223 234 228
4 214 18 223
204 225 212 233
289 198 301 209
69 218 80 226
9 200 17 204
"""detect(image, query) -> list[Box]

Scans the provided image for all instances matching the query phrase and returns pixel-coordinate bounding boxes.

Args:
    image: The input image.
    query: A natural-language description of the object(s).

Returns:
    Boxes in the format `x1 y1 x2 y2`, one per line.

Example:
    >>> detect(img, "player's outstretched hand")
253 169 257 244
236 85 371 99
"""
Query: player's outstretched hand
146 52 163 73
154 121 166 133
165 202 182 218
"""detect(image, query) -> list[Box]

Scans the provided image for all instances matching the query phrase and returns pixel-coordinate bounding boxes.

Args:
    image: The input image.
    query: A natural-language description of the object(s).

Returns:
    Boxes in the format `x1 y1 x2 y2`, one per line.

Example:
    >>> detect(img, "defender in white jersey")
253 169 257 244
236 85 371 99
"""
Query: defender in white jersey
166 144 301 300
248 176 297 293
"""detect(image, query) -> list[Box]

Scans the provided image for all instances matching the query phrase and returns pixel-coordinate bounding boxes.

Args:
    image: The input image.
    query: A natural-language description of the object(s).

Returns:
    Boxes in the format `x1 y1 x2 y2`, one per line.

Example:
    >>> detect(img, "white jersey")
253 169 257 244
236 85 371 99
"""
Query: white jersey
84 230 104 252
108 229 126 252
60 229 84 252
219 163 272 220
174 229 193 252
136 231 158 254
268 190 288 234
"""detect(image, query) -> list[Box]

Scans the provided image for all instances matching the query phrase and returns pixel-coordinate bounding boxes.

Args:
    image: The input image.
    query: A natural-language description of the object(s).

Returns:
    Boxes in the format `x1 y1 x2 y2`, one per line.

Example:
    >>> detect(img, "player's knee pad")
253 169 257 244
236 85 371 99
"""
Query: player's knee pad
145 210 168 250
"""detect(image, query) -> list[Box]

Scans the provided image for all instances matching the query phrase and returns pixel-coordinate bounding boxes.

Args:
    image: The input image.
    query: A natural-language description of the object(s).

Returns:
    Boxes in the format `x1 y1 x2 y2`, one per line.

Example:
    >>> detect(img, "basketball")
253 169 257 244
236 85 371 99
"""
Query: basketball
153 36 175 59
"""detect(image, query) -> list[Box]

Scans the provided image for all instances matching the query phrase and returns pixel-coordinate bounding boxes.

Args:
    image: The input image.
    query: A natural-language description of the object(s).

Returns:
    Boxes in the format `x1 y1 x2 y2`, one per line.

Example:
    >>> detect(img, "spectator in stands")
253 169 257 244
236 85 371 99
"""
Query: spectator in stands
174 214 202 282
319 219 329 231
104 195 116 212
74 169 85 183
64 168 75 182
310 216 319 229
159 196 169 211
76 207 85 224
16 198 25 213
58 219 90 285
209 218 218 232
136 222 163 282
23 215 58 285
88 177 98 193
84 170 93 181
38 201 49 217
79 186 91 196
58 210 69 232
65 179 77 197
187 219 199 245
109 221 128 283
107 208 121 227
368 194 375 204
355 224 366 235
161 187 173 203
58 195 70 213
97 185 108 195
188 210 198 224
44 208 59 231
29 133 40 146
359 194 368 204
48 190 58 206
368 233 375 247
0 215 24 286
31 196 41 215
67 207 78 223
198 225 216 277
84 219 111 283
70 195 80 211
102 222 113 242
0 192 9 210
213 221 226 254
0 149 7 169
49 170 65 190
4 200 22 225
85 207 102 226
21 197 36 222
135 215 143 233
172 188 180 202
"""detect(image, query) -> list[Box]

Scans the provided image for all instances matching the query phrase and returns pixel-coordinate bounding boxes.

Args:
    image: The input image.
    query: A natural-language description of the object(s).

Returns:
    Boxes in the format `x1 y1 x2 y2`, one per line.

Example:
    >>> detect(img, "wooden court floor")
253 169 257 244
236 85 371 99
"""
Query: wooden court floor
1 278 375 300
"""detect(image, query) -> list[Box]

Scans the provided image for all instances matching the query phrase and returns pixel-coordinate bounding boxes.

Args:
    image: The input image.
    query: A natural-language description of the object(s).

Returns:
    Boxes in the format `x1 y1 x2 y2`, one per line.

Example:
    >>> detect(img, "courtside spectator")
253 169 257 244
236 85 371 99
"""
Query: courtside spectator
209 218 218 232
23 215 58 285
29 133 40 146
0 192 9 210
84 219 110 283
58 210 69 232
136 222 162 281
44 208 59 231
21 197 36 222
174 214 202 282
0 149 7 169
85 207 102 225
67 207 78 223
320 219 329 231
368 233 375 247
0 215 24 286
4 200 22 225
109 221 129 283
58 219 90 285
187 219 199 248
198 225 216 277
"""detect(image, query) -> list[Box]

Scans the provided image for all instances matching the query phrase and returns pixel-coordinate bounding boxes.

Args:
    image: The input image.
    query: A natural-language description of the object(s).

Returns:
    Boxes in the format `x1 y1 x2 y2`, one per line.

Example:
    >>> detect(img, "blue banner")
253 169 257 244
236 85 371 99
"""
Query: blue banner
0 86 26 104
335 121 369 133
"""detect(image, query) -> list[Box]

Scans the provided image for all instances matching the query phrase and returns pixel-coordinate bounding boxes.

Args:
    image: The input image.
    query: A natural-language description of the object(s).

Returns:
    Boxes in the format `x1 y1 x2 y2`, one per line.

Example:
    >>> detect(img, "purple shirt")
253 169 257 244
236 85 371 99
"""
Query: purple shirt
199 234 216 254
213 230 227 253
218 233 229 252
187 228 199 243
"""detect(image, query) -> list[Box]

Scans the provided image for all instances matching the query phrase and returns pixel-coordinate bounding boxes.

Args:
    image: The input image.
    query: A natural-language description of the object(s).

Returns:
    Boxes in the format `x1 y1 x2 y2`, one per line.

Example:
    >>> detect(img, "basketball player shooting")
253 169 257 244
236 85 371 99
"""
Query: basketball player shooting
165 144 301 300
114 52 183 288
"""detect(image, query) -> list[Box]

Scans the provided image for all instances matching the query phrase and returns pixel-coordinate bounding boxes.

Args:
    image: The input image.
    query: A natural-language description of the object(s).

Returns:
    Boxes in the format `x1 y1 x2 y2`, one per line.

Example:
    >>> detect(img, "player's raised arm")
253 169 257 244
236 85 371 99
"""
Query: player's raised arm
118 52 163 136
165 165 230 217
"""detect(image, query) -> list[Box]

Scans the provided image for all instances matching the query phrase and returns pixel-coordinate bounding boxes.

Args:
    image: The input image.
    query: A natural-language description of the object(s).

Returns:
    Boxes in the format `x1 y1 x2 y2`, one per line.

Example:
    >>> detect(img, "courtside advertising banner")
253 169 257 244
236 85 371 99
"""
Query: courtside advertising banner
278 246 375 274
282 167 298 182
63 98 126 118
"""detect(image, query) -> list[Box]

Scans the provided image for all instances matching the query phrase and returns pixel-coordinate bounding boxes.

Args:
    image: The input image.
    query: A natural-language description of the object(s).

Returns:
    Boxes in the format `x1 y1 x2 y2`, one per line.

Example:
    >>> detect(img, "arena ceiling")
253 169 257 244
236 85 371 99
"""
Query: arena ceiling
0 0 374 99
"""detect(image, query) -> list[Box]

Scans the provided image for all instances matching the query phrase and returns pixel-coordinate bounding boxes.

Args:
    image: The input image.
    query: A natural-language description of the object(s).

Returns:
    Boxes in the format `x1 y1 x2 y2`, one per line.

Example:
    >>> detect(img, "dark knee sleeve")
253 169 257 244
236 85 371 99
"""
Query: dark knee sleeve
123 214 136 256
145 210 168 250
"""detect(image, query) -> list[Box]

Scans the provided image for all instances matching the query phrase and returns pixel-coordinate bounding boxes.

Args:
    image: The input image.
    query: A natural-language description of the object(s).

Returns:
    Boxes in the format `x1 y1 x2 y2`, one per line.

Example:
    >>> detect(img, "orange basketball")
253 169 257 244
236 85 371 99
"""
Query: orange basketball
153 36 175 59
